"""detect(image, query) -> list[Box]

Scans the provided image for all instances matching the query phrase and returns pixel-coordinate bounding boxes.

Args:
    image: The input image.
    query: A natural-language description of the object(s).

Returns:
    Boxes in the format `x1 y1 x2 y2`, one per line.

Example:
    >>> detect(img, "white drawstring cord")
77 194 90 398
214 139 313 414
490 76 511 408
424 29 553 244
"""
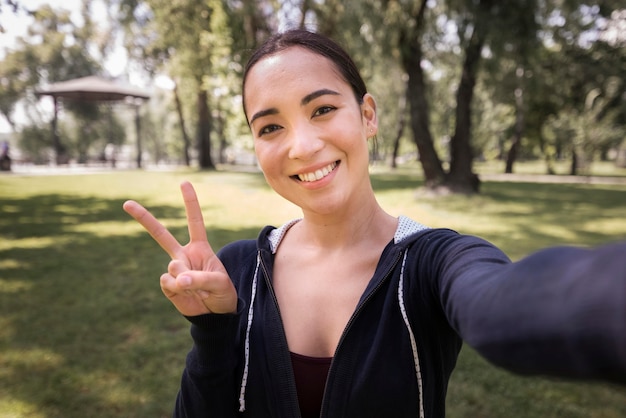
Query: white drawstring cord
238 253 261 412
397 250 425 418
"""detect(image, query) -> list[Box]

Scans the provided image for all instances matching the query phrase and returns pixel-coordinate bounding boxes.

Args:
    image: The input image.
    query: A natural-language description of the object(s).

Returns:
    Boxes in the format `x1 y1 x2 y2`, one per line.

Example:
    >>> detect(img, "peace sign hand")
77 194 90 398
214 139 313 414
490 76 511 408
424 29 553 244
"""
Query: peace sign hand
123 181 237 316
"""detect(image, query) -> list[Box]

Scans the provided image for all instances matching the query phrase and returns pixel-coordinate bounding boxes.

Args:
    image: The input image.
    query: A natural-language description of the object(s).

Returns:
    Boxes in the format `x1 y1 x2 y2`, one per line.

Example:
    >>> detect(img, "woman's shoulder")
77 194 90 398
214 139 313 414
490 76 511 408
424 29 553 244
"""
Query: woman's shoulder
393 215 461 248
394 218 509 267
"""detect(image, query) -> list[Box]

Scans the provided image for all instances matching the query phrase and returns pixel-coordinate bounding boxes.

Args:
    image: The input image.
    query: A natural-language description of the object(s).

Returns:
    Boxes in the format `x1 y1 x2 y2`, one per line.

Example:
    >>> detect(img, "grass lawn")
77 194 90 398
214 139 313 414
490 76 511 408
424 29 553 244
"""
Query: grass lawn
1 166 625 417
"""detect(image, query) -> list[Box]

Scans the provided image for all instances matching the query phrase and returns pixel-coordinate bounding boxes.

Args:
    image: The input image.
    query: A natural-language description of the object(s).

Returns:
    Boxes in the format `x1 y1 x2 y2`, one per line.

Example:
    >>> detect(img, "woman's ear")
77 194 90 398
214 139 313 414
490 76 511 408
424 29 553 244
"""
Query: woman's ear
362 93 378 137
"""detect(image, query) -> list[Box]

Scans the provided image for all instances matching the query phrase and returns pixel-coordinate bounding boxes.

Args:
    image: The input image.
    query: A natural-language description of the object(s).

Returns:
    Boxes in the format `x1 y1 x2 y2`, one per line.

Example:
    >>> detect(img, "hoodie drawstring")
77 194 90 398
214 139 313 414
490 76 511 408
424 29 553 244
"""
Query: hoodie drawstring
397 249 425 418
238 252 261 412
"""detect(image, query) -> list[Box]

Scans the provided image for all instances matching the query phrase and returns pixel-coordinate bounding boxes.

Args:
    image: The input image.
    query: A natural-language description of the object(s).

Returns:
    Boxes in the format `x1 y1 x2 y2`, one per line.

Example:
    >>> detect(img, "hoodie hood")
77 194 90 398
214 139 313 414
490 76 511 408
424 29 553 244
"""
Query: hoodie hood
267 215 430 254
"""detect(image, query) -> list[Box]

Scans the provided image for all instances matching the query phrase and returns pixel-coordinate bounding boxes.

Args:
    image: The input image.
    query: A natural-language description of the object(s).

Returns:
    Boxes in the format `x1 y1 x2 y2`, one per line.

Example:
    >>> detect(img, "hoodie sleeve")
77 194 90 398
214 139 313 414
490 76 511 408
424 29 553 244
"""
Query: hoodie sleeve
173 239 260 417
427 231 626 384
173 302 245 417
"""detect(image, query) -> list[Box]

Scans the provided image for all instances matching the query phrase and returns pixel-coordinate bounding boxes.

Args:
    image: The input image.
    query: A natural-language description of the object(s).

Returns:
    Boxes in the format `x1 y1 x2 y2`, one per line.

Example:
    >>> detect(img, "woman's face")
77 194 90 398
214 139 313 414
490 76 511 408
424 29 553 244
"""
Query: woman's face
244 46 378 216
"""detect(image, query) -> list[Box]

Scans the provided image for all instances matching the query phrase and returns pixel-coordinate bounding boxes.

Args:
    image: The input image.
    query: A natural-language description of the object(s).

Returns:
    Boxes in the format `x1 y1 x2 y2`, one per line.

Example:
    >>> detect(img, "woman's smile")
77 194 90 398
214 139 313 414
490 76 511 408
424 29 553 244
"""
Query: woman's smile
294 161 339 182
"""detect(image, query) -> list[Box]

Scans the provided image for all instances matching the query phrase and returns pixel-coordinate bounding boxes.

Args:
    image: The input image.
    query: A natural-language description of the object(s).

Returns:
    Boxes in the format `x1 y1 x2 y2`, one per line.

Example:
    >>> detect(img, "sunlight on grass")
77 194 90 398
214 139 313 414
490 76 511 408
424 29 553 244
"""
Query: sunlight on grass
0 278 33 293
581 218 626 236
0 400 45 418
67 221 152 237
528 223 583 242
77 371 145 407
0 236 73 251
1 348 65 371
0 259 22 269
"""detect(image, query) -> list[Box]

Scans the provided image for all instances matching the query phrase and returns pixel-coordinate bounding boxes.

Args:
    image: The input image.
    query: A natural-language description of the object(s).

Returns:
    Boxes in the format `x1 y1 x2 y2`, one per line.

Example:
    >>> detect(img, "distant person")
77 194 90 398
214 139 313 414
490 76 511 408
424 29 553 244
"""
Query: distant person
123 29 626 417
0 141 11 171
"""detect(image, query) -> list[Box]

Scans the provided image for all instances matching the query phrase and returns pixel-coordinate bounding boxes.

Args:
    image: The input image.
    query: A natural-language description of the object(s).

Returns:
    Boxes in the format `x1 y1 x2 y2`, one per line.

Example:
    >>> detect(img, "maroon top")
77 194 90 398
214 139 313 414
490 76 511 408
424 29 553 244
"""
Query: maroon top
290 352 333 418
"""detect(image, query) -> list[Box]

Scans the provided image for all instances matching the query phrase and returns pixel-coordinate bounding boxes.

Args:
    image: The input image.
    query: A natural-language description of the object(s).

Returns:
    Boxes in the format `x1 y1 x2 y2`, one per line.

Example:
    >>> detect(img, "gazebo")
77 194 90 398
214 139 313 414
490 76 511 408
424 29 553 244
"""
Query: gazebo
36 75 150 167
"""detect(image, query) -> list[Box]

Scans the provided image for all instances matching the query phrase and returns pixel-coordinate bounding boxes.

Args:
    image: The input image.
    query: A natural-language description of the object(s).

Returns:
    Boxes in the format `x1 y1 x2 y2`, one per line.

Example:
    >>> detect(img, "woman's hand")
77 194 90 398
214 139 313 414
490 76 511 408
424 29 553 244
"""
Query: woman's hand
123 181 237 316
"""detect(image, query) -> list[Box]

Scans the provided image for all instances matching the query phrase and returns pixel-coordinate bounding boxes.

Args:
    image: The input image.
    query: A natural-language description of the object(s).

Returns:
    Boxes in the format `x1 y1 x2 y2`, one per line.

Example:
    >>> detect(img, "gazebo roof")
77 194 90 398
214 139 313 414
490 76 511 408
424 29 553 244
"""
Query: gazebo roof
35 75 150 102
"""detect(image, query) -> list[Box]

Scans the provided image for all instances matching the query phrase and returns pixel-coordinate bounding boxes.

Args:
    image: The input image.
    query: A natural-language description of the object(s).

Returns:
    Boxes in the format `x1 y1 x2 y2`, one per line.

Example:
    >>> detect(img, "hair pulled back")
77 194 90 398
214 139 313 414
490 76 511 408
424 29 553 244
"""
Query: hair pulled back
242 29 368 123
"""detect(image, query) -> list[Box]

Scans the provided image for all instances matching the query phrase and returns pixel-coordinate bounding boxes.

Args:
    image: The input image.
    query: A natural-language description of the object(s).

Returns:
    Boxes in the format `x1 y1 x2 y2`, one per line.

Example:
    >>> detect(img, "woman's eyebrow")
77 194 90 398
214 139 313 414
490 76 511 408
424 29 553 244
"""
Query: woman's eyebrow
249 108 278 126
301 89 340 106
249 89 340 126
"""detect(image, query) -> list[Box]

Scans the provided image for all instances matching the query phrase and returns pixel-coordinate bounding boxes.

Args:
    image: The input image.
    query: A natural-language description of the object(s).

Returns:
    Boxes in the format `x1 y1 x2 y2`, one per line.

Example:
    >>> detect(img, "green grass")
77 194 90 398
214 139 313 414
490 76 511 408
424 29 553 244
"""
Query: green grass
1 167 625 417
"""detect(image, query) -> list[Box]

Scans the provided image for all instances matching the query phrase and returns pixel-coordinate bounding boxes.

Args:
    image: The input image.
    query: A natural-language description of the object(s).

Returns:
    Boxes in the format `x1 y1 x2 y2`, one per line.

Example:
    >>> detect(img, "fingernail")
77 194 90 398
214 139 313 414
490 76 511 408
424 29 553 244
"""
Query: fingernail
178 275 192 287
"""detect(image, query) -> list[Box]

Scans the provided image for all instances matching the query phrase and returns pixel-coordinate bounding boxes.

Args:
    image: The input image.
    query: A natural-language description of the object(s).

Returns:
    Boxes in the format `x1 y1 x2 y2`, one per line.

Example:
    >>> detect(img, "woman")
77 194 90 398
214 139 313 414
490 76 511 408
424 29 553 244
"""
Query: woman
123 29 625 417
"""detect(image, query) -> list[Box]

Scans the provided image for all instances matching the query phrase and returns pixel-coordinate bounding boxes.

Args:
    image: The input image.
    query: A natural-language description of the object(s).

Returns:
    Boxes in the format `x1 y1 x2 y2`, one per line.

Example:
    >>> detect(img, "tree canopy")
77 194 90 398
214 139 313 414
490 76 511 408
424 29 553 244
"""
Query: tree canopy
1 0 624 191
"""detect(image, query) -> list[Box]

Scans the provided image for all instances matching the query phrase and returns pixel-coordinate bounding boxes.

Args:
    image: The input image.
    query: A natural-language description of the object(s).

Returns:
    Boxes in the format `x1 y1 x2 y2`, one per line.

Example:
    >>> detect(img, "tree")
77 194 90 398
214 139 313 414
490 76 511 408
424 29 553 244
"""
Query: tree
531 1 626 173
397 2 449 188
110 0 624 179
0 2 118 164
441 0 498 192
118 0 243 169
475 0 541 174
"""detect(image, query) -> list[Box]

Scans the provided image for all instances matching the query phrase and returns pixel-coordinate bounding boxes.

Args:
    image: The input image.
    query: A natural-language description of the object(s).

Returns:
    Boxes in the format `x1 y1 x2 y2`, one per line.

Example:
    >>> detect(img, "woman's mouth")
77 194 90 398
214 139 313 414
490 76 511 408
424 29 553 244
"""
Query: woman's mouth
295 161 338 182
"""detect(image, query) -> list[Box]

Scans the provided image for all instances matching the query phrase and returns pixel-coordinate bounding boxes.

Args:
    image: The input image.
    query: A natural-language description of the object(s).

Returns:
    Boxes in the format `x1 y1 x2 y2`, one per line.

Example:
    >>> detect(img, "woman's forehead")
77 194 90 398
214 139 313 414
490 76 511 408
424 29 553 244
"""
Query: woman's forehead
245 48 346 97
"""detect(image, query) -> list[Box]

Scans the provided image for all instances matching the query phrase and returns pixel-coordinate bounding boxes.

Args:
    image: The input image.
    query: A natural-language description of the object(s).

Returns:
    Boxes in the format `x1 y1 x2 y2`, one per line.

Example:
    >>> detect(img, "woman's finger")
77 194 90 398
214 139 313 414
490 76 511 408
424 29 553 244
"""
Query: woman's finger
180 181 209 244
168 259 189 278
172 270 237 314
123 200 182 259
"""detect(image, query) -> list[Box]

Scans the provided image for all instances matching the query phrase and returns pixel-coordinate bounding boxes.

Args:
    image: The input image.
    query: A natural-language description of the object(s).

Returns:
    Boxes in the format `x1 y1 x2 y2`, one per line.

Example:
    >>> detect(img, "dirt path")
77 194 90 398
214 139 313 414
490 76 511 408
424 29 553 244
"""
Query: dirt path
480 173 626 185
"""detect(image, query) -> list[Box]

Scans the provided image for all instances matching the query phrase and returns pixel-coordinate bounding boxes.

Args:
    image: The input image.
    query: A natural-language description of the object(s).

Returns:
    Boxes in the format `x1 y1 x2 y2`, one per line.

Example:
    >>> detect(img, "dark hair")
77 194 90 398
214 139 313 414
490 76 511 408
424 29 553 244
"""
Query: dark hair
242 29 368 122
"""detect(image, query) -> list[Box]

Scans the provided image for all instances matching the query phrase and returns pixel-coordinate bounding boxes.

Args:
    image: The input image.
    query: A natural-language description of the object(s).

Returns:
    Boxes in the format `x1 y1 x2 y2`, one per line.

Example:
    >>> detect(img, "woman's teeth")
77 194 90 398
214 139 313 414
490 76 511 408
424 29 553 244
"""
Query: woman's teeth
297 162 337 182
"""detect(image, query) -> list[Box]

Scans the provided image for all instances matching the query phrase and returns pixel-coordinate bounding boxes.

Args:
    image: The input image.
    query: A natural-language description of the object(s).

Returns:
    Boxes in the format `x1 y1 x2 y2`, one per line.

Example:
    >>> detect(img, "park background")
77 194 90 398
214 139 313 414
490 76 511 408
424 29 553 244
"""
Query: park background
1 0 626 417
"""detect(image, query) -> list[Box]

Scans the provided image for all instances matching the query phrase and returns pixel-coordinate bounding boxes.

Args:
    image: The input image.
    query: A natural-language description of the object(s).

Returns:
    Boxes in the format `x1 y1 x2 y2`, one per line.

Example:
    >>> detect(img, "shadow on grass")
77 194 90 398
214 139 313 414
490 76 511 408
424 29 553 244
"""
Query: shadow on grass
0 193 262 417
371 171 423 192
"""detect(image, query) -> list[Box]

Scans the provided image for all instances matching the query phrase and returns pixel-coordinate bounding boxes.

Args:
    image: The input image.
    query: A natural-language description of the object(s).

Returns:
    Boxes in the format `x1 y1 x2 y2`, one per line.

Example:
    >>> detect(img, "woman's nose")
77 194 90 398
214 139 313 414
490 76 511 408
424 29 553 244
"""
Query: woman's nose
287 125 324 160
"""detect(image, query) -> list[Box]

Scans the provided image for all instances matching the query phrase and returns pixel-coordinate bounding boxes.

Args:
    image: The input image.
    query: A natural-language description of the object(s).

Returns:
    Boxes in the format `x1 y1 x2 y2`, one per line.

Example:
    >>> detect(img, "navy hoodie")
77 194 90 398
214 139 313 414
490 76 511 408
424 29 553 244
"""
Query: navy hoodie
174 216 626 417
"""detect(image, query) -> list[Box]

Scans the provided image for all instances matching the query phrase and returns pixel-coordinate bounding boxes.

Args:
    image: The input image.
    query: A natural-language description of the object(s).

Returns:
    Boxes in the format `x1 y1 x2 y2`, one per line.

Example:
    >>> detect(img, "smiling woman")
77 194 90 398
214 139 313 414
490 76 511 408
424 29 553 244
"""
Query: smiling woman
123 29 626 418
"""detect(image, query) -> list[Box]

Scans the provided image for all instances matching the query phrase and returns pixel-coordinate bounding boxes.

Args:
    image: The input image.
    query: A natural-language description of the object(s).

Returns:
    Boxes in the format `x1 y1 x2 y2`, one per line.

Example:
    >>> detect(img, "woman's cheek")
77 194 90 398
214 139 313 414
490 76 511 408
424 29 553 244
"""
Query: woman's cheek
254 142 276 171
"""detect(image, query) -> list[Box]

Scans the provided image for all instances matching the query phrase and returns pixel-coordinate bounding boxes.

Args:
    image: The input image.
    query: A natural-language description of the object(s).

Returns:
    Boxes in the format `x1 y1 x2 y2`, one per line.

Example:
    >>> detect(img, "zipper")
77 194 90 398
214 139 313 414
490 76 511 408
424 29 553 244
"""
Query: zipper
258 251 300 415
319 248 405 418
259 251 284 329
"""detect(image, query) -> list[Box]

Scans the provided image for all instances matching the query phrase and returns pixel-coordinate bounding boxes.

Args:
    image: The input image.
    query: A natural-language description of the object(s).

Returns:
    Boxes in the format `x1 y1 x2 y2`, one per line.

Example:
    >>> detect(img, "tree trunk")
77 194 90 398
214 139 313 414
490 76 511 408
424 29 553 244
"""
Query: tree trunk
242 0 271 49
447 13 488 193
214 102 227 164
0 109 15 131
570 151 578 175
197 89 215 170
616 140 626 168
299 0 311 29
399 25 445 187
505 136 520 174
505 66 525 174
174 82 191 166
51 97 69 165
391 88 408 169
135 104 142 169
537 132 555 175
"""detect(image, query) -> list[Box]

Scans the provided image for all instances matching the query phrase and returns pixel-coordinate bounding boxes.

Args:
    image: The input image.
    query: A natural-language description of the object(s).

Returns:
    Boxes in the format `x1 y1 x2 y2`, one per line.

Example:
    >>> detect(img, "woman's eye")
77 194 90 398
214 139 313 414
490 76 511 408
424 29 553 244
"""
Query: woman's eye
313 106 336 117
258 124 281 136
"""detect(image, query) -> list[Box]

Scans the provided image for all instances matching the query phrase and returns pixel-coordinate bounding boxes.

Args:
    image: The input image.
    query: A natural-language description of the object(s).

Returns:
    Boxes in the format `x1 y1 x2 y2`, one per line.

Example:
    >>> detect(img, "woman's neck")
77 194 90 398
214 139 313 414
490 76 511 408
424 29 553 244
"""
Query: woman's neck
296 202 397 250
